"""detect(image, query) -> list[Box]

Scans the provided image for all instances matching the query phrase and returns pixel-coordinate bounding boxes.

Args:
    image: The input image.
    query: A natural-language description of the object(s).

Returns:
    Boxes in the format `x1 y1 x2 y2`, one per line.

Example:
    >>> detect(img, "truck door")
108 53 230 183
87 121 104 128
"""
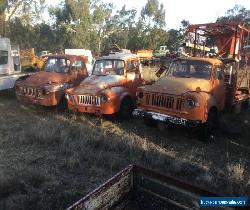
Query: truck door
71 59 87 85
125 59 142 97
212 65 226 111
76 59 88 81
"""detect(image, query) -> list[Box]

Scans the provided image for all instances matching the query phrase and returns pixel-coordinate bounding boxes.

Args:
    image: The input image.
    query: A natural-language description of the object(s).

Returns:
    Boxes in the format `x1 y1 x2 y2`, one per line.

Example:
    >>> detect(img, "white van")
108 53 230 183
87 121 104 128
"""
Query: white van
0 37 30 90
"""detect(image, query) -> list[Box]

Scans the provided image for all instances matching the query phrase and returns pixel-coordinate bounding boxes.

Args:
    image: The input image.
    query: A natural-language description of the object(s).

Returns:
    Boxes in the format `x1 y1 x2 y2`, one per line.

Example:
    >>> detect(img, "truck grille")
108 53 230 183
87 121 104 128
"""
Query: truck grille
77 95 101 106
146 93 183 111
21 87 42 98
176 98 184 111
152 94 174 109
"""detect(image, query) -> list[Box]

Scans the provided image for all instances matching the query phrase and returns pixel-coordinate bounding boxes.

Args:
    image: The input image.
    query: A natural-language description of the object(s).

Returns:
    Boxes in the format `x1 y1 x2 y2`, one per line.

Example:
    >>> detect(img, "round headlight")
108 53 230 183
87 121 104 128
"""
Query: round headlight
101 95 110 103
186 98 195 108
138 92 144 99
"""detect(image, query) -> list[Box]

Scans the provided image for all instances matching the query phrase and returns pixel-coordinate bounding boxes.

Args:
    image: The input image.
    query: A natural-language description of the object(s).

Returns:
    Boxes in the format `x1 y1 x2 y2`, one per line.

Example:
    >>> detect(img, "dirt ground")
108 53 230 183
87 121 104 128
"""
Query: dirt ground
0 68 250 210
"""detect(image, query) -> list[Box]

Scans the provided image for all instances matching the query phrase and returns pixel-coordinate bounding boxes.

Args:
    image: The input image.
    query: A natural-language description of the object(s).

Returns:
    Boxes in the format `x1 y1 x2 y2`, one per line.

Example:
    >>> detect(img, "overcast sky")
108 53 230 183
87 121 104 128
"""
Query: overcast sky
45 0 250 29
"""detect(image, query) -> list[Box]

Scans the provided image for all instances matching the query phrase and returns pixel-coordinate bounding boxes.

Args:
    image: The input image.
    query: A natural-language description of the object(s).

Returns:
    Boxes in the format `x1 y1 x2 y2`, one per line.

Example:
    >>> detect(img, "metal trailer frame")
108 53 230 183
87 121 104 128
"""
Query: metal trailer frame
67 165 247 210
186 22 250 105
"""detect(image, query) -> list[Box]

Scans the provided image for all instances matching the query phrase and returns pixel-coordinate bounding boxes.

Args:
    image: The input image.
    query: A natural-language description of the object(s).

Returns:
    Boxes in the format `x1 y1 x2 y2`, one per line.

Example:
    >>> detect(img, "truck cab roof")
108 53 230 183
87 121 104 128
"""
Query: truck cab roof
97 53 139 61
176 56 223 66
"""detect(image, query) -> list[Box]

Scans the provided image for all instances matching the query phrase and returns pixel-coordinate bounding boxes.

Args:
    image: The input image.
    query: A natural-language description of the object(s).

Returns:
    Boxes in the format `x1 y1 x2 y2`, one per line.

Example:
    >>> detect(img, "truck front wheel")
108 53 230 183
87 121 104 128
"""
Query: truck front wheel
200 109 217 142
118 97 133 119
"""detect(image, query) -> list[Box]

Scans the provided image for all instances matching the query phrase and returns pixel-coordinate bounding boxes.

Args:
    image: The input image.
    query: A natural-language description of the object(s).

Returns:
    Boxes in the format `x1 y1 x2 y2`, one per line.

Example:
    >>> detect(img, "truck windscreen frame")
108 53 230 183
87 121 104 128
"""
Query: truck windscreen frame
167 59 212 80
92 59 125 76
44 58 71 73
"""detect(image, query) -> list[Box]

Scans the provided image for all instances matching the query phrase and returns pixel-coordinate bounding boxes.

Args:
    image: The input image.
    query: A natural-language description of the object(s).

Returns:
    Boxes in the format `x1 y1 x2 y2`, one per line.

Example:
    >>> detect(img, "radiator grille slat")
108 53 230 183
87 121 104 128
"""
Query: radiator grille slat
145 93 183 111
77 95 100 106
21 87 42 98
152 94 174 109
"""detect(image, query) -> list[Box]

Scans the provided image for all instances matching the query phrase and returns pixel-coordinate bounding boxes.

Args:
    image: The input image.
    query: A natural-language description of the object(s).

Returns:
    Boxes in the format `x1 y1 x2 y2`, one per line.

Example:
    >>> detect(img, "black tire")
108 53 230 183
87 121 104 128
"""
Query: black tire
144 117 157 127
118 97 133 119
242 99 249 110
56 97 68 112
199 109 217 142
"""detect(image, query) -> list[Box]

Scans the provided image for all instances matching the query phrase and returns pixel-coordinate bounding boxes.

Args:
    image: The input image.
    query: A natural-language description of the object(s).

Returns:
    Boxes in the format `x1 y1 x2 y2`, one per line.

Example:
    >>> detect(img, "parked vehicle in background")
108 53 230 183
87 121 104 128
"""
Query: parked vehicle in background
0 37 33 91
15 54 88 107
133 22 250 140
38 50 50 57
153 45 170 58
136 49 153 66
67 165 225 210
65 49 93 75
20 48 46 70
65 52 143 118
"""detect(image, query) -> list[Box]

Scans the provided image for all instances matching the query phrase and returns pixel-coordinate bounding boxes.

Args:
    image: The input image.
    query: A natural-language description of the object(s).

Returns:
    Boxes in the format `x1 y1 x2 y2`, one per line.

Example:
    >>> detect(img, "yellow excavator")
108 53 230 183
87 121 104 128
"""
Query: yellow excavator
20 48 46 70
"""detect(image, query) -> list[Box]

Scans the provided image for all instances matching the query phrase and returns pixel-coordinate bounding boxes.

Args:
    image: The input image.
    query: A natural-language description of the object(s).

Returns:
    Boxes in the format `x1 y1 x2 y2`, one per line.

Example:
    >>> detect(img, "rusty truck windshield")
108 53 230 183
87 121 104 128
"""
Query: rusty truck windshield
93 59 125 76
167 60 212 79
44 58 71 73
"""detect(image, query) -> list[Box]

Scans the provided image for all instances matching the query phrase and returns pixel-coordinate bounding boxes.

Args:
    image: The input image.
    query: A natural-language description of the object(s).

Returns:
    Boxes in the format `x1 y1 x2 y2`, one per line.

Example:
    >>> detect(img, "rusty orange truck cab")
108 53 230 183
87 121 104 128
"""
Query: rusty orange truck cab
133 22 250 140
15 55 88 106
65 53 143 118
134 57 226 126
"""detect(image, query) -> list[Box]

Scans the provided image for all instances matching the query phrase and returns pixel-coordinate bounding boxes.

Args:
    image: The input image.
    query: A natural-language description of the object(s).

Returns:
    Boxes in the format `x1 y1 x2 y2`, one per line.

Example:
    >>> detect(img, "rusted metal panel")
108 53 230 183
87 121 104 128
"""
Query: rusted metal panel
67 166 133 210
66 53 143 116
67 165 241 210
15 54 88 106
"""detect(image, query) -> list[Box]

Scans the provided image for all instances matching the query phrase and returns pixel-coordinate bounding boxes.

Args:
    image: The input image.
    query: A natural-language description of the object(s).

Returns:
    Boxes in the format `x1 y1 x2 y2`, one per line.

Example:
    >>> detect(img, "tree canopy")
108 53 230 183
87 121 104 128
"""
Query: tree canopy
0 1 249 55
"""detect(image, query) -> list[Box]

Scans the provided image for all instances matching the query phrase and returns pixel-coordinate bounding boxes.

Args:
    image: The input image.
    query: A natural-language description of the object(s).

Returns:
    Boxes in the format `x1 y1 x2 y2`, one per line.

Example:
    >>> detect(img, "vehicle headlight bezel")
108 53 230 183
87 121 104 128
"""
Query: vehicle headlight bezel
137 92 144 99
101 95 110 103
185 97 200 109
186 98 195 108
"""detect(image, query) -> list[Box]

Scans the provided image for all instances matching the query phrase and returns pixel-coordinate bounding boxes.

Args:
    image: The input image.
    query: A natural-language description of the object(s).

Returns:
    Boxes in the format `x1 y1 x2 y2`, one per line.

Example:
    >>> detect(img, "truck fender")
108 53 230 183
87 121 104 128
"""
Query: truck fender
109 86 134 109
16 75 30 82
200 92 218 121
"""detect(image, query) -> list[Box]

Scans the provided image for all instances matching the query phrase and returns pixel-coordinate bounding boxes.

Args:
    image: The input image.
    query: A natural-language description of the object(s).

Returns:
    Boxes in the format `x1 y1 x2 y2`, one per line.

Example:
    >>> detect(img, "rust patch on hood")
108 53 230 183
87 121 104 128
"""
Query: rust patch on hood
144 76 212 95
17 71 69 87
72 75 125 95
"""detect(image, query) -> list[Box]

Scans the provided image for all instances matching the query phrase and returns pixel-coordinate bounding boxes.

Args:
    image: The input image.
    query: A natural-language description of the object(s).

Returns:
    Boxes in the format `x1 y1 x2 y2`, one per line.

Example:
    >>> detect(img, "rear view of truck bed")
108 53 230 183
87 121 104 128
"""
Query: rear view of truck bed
67 165 235 210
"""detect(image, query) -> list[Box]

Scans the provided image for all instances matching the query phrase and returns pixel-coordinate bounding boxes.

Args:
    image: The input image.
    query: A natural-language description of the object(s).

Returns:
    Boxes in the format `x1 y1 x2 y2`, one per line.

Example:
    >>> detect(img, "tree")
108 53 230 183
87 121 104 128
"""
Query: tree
166 29 182 52
179 19 190 35
1 0 45 36
91 2 113 55
103 5 137 50
0 0 7 35
217 5 250 26
49 0 92 50
141 0 165 28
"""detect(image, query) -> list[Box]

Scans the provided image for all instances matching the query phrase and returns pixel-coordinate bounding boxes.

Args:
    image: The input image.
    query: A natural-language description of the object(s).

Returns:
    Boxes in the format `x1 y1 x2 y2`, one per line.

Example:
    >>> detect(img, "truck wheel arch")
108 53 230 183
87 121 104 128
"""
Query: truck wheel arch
199 92 218 120
118 95 134 119
119 93 134 109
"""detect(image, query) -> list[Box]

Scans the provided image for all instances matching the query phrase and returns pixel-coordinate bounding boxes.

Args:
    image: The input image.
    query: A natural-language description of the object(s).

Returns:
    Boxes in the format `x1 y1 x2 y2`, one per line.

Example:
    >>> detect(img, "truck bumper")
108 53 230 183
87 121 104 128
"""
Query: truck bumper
133 109 202 127
68 103 118 115
16 93 59 106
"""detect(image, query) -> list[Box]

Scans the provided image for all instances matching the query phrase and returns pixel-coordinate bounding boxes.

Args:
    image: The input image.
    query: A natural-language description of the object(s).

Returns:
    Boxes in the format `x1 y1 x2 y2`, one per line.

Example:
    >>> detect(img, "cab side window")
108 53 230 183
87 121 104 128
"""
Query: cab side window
127 60 139 72
214 65 223 80
72 60 86 71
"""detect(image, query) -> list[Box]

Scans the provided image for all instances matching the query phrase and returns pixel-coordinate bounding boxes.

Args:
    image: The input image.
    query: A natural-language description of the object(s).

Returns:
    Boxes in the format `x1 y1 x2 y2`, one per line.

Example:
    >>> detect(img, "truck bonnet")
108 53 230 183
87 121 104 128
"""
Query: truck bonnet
19 71 69 86
73 74 125 94
144 76 211 95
